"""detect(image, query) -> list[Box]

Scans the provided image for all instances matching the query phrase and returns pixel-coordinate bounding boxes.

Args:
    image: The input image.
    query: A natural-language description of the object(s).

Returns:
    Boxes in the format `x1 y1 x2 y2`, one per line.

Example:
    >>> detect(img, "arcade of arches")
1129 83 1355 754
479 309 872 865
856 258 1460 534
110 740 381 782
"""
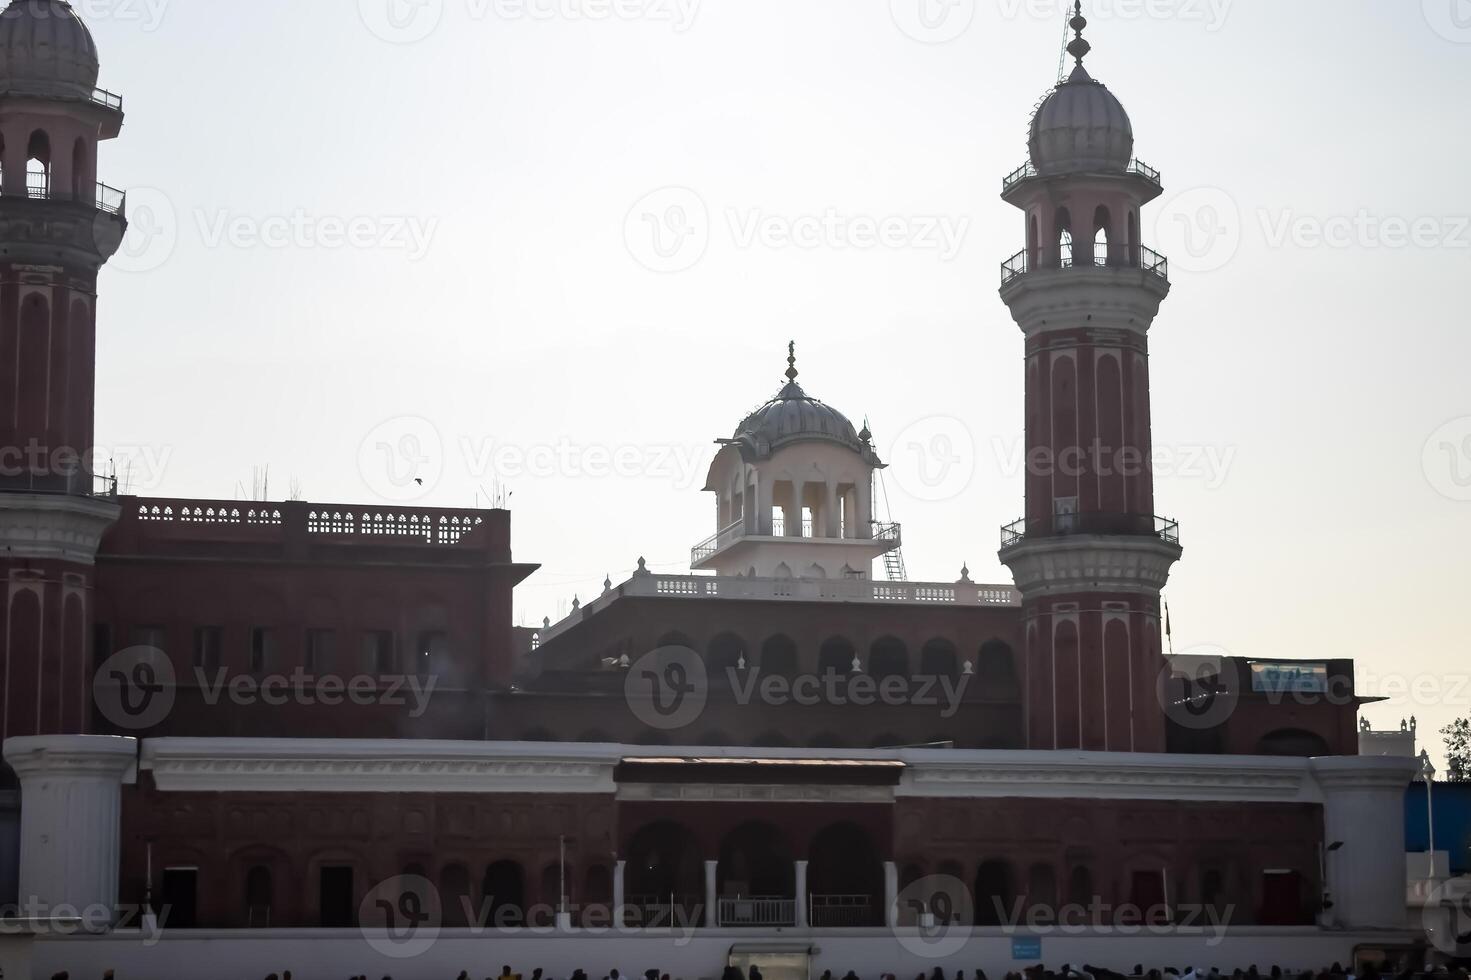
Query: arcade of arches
119 786 1322 929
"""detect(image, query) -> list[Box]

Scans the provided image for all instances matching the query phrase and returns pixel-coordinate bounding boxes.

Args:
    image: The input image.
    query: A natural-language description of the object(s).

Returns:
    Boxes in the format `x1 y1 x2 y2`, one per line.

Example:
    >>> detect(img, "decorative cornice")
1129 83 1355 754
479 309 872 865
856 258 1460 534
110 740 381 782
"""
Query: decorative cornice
900 754 1313 803
122 738 1412 807
140 738 620 794
3 735 138 781
1000 267 1170 340
0 493 121 565
617 783 894 804
1309 755 1420 791
0 199 125 267
1001 534 1182 597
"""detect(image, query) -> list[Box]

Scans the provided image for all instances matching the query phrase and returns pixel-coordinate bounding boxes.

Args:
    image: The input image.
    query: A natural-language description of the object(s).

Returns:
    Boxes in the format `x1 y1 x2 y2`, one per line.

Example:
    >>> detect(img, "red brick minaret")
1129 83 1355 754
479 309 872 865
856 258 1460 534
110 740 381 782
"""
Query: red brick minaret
998 5 1180 753
0 0 127 738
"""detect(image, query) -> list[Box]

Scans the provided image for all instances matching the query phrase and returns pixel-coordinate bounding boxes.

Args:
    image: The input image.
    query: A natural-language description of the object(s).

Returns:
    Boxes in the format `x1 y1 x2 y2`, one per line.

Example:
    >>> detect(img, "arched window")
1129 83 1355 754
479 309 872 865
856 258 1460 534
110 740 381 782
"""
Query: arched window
977 640 1017 691
708 632 745 683
245 865 273 927
1093 204 1112 265
755 635 796 679
869 637 908 682
817 636 855 677
1254 729 1331 757
919 639 959 680
1054 206 1073 268
26 130 50 199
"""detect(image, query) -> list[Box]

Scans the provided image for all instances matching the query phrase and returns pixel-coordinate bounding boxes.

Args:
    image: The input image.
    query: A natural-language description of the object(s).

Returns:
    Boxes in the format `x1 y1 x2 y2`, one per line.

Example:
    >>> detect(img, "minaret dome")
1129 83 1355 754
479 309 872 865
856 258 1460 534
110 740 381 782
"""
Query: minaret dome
0 0 101 99
1027 4 1134 176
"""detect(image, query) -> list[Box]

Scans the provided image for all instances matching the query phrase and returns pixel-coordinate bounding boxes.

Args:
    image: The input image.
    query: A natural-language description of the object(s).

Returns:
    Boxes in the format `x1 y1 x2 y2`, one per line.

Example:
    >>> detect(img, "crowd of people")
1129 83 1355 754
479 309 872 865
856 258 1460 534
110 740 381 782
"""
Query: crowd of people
39 962 1471 980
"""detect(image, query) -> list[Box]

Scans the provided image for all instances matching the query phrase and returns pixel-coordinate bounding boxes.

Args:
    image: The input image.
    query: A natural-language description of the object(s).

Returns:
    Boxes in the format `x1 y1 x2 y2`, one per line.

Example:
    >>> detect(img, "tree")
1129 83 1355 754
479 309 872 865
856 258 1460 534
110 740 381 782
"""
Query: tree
1444 718 1471 782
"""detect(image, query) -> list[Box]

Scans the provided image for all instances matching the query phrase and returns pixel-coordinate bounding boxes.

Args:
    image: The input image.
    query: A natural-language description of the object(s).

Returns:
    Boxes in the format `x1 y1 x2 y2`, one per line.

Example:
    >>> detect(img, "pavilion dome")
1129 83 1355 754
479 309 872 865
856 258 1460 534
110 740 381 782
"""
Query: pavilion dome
727 345 879 463
1027 9 1133 177
0 0 100 98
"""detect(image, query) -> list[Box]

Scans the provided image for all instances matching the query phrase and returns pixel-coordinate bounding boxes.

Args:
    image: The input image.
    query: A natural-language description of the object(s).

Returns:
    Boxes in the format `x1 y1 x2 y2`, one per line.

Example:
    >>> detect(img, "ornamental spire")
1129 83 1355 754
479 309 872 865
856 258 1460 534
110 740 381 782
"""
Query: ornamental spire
1067 1 1092 67
786 340 799 383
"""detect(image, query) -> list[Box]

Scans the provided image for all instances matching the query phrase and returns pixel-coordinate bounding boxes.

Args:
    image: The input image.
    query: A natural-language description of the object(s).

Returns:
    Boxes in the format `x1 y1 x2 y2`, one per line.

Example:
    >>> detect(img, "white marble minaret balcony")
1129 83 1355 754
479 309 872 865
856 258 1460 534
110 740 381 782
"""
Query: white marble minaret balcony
694 345 900 580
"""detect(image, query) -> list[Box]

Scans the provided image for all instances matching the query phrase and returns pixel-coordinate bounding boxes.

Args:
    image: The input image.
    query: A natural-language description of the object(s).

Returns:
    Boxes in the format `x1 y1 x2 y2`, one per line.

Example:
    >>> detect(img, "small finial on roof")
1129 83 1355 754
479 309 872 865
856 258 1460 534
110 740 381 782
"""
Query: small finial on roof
786 340 799 383
1067 1 1092 67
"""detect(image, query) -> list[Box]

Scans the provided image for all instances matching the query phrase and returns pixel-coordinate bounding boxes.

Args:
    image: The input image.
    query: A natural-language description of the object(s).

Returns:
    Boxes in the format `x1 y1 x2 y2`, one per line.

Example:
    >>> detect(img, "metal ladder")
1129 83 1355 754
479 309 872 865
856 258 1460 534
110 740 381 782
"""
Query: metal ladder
875 470 908 583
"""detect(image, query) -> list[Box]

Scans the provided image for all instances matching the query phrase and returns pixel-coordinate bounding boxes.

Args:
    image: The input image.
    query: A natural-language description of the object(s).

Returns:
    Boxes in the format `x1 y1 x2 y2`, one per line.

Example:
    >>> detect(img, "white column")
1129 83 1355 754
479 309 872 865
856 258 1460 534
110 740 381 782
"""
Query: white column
4 735 137 931
612 859 627 927
704 859 719 928
757 472 775 535
791 480 806 536
884 861 899 928
794 859 809 928
855 475 873 538
1311 756 1418 929
824 482 840 538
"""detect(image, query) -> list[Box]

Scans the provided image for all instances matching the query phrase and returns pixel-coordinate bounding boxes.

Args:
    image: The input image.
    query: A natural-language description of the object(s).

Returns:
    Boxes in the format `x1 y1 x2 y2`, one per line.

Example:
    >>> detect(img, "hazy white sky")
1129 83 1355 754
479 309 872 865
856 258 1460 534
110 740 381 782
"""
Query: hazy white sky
85 0 1471 762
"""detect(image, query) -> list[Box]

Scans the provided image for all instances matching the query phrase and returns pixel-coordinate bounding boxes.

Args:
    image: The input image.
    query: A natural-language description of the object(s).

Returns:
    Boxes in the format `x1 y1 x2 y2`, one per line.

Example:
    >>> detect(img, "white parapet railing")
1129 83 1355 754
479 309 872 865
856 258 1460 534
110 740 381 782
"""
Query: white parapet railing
538 571 1019 645
718 896 795 928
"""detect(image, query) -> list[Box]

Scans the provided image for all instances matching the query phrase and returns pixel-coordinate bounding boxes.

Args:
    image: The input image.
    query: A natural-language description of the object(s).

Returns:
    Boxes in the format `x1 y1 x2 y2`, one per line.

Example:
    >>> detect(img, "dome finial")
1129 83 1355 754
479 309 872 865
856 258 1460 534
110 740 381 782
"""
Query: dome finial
786 341 799 383
1067 0 1092 67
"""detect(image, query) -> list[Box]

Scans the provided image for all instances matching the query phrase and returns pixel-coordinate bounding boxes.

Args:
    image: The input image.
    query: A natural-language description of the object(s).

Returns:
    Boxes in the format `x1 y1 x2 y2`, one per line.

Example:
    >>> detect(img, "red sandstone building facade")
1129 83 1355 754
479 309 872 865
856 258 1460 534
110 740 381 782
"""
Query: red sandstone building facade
0 2 1423 976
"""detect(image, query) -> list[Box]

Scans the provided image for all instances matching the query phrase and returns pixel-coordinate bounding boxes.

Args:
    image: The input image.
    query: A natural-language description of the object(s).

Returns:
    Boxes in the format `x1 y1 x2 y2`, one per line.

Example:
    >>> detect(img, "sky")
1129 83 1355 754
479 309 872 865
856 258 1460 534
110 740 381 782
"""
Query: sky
81 0 1471 766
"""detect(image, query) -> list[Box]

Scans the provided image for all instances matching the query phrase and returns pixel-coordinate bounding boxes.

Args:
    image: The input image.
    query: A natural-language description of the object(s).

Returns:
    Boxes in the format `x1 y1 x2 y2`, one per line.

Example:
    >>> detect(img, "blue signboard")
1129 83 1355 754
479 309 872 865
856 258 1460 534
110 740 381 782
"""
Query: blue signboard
1012 937 1043 961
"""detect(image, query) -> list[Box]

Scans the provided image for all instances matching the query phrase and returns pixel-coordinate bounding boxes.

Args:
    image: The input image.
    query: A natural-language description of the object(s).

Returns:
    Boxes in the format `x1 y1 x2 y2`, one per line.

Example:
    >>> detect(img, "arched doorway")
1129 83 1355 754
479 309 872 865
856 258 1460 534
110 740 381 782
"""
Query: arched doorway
481 860 525 927
625 820 703 926
808 822 883 926
974 859 1016 926
439 863 472 927
719 821 795 926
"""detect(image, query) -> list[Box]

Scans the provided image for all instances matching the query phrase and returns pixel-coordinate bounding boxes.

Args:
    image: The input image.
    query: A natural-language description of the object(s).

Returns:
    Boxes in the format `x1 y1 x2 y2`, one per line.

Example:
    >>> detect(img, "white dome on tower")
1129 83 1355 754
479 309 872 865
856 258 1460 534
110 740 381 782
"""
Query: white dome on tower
1027 6 1134 177
0 0 101 99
